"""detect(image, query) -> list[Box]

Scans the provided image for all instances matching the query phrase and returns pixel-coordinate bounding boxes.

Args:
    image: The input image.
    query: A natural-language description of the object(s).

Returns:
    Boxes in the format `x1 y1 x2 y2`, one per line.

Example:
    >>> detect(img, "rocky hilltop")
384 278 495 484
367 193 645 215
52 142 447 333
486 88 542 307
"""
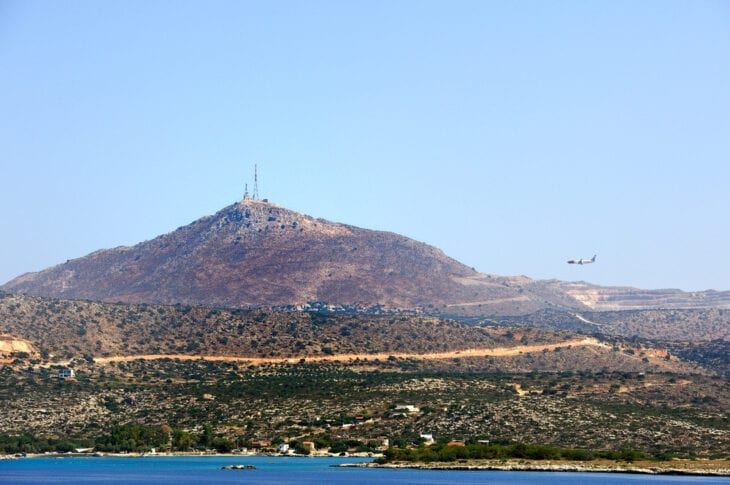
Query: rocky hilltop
1 200 567 315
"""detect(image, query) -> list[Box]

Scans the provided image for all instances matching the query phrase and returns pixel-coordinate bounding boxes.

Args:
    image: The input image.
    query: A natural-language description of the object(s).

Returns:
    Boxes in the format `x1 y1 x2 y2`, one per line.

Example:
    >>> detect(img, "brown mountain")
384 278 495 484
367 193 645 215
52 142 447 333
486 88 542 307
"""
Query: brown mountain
4 199 730 317
1 199 569 315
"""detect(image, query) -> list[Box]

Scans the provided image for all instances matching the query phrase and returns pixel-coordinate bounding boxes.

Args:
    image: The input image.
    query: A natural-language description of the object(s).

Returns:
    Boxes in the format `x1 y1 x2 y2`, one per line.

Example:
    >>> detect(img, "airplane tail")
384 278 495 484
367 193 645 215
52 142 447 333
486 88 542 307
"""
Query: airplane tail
591 255 596 262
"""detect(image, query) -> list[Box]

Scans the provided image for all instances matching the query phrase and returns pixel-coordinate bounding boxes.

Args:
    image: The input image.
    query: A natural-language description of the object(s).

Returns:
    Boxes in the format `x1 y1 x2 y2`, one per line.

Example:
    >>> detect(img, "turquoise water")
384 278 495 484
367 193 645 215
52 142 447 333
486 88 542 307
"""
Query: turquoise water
0 456 726 484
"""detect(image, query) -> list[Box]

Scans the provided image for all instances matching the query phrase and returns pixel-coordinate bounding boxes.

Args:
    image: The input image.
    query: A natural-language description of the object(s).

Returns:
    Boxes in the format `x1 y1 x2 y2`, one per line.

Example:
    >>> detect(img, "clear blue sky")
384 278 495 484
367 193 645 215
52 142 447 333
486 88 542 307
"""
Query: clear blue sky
1 1 729 291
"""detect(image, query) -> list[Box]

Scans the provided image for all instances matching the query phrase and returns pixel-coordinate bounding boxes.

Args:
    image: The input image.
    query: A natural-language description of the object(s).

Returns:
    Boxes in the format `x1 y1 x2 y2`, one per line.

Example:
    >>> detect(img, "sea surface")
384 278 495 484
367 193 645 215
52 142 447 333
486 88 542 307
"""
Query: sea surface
0 456 726 485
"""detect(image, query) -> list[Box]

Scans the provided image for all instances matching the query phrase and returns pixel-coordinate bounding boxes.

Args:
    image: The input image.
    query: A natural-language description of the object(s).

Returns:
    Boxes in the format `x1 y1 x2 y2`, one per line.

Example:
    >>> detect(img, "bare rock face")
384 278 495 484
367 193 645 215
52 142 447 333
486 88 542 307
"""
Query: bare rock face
1 200 557 315
533 280 730 311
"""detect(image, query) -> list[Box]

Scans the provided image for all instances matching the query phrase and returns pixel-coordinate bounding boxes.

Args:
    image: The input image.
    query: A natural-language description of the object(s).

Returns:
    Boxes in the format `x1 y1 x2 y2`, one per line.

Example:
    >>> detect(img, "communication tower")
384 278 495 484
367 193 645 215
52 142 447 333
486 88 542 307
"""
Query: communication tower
253 164 259 200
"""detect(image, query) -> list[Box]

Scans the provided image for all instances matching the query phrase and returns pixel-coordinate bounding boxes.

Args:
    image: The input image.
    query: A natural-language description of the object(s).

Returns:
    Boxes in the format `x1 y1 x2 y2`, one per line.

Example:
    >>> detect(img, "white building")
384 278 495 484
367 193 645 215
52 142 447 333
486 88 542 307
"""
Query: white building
58 368 75 379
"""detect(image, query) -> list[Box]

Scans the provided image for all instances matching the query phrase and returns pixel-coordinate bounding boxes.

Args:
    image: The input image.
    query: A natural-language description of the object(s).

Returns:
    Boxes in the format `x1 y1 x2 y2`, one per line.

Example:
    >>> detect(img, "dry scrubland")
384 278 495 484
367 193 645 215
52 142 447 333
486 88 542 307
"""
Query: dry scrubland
492 307 730 341
0 292 727 459
1 358 728 458
0 294 509 360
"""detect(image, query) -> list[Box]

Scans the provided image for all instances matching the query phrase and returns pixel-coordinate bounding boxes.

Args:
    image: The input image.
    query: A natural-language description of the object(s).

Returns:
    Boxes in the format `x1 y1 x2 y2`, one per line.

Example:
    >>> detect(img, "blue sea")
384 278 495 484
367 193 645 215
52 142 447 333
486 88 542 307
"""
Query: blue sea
0 456 726 485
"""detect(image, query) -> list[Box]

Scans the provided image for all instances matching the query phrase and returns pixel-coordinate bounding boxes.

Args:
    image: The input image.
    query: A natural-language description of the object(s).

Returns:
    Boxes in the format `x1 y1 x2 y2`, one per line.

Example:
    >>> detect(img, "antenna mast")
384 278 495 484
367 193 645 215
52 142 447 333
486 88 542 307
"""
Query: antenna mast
253 164 259 200
243 183 249 200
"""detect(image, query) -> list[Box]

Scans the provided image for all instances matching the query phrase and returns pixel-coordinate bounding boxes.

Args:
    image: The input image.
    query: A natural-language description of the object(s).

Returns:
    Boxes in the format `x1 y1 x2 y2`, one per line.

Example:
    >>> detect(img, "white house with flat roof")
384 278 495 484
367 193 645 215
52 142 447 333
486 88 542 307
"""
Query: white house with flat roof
58 368 75 379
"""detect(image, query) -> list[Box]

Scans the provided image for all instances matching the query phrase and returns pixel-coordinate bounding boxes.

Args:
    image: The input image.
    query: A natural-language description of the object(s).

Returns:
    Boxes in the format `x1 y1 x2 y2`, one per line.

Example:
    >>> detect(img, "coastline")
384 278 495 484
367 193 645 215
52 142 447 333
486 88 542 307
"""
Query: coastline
338 459 730 477
5 453 729 477
2 450 377 460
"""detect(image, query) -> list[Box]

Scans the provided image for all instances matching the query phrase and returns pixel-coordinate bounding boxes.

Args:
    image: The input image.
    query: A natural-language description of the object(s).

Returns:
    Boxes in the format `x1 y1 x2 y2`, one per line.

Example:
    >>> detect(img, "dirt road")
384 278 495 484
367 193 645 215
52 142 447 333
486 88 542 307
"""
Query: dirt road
94 337 606 366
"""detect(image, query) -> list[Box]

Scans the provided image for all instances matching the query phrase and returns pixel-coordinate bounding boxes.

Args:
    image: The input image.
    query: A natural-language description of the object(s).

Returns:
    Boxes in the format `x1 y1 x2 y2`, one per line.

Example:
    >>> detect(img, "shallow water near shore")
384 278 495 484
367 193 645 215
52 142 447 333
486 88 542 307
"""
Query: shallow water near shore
0 456 726 485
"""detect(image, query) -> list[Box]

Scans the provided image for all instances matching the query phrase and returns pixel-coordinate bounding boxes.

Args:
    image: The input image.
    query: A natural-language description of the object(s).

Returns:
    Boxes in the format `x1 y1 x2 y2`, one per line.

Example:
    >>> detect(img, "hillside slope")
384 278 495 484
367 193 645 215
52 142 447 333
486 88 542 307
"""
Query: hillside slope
492 308 730 341
0 293 708 377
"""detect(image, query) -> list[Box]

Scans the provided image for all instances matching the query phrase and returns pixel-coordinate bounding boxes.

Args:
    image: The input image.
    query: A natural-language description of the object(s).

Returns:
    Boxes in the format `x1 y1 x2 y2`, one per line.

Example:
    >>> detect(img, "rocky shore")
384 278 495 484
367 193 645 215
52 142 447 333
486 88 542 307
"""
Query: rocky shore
338 459 730 476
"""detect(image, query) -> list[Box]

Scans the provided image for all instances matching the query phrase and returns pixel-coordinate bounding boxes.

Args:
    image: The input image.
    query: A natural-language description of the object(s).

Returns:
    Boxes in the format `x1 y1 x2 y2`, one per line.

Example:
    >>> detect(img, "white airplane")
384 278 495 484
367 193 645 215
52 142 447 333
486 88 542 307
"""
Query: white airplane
567 254 596 265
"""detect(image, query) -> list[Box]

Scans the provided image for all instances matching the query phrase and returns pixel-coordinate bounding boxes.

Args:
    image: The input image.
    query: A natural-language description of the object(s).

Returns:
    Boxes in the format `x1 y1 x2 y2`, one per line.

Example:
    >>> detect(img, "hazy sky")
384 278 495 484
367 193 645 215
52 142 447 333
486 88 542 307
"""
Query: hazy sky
1 1 729 291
